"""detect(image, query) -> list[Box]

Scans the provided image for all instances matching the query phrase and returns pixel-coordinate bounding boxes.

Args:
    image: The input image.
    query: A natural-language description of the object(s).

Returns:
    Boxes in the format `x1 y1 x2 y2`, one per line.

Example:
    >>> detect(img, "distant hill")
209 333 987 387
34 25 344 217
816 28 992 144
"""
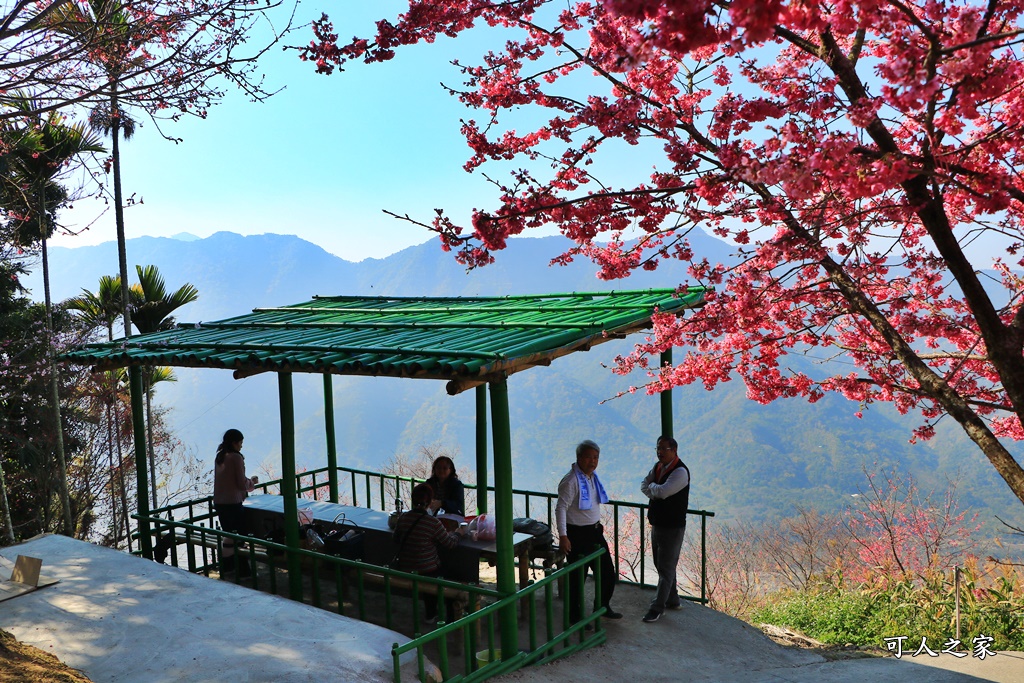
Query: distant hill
20 232 1024 547
26 230 731 319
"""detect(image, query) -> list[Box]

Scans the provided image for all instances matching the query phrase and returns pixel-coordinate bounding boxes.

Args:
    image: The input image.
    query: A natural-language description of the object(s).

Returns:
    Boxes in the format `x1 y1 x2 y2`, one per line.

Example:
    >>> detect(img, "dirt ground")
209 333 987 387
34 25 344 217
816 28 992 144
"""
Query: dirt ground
0 630 93 683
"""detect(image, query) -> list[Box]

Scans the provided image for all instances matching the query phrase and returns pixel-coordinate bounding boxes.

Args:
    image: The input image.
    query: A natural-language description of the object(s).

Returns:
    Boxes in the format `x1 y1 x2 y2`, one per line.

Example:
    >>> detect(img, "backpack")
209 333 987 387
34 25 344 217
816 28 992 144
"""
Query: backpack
512 517 553 553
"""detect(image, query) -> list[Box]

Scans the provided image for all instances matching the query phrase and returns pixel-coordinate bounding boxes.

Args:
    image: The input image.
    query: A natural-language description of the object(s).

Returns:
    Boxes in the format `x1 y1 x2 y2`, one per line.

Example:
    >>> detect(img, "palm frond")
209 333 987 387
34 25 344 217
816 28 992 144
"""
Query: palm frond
130 265 199 334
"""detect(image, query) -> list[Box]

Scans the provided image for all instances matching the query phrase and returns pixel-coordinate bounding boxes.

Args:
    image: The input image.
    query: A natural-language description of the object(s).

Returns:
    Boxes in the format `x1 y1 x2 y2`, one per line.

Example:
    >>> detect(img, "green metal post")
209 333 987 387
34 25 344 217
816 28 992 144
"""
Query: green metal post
279 372 303 600
660 348 673 438
488 378 518 659
324 374 339 503
701 512 708 604
129 367 152 558
475 384 488 514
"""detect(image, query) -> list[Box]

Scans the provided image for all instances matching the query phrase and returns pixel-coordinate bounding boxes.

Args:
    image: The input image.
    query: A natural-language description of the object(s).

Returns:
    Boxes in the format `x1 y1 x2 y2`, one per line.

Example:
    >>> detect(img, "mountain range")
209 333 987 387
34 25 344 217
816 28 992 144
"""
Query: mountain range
21 231 1024 547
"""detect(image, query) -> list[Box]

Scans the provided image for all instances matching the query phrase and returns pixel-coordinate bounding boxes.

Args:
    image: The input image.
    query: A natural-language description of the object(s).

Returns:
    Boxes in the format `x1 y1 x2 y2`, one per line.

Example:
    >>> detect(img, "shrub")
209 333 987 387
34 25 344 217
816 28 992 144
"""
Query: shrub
752 565 1024 650
753 590 876 645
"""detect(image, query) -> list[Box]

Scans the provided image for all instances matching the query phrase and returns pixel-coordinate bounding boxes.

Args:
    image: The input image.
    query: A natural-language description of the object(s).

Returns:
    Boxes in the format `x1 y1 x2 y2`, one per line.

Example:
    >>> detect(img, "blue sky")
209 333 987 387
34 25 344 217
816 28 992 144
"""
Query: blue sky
53 2 547 262
49 2 1011 268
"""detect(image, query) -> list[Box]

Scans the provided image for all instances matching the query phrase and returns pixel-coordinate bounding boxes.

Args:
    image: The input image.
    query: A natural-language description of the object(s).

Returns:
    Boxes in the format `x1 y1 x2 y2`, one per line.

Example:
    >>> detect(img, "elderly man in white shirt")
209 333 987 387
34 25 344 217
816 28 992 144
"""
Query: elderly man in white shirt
555 440 622 623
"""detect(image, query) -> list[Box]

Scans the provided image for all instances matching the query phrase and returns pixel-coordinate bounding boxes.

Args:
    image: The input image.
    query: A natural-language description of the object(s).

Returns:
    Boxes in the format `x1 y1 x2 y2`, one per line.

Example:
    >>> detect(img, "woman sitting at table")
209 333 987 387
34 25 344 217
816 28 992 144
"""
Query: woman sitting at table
425 455 466 516
395 483 466 622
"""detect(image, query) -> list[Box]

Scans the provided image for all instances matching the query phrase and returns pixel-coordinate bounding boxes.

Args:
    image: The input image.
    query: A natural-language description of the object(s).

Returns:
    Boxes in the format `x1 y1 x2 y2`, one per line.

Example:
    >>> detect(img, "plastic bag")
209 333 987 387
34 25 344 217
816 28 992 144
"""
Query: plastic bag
297 507 314 526
471 513 497 541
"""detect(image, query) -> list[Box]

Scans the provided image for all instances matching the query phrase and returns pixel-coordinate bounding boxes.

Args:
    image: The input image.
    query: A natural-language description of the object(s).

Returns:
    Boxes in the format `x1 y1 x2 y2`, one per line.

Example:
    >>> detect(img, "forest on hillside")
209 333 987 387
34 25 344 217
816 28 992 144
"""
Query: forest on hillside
23 233 1024 555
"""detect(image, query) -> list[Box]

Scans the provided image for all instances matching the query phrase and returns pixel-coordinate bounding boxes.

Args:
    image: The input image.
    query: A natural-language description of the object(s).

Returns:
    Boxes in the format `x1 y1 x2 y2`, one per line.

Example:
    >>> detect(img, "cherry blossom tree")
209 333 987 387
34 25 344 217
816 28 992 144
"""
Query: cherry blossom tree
843 467 980 583
0 0 295 347
0 0 295 123
301 2 1024 506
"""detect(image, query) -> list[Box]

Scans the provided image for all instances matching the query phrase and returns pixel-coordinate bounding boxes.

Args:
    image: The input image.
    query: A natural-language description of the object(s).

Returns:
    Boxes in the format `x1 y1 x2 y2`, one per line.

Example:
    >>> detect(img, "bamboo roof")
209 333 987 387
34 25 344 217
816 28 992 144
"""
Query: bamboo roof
61 289 707 394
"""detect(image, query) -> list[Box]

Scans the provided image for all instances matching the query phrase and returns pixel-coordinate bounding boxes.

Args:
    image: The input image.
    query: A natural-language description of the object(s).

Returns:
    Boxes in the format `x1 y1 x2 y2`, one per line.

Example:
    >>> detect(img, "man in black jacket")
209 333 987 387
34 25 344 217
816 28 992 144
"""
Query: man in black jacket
640 435 690 623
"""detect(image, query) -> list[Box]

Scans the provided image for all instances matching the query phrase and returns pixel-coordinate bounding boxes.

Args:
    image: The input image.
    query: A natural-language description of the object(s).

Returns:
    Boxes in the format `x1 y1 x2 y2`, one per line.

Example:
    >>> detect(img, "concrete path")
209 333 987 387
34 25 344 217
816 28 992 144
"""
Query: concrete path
0 534 415 682
498 587 1024 683
3 534 1021 683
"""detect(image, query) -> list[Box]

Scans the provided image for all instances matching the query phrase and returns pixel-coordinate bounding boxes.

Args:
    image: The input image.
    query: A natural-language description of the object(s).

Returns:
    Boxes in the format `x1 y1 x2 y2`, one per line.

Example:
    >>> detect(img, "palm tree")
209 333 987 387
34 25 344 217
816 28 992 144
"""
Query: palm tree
0 96 105 535
138 366 176 509
49 0 142 338
66 275 132 547
130 264 198 509
130 265 200 334
66 275 124 339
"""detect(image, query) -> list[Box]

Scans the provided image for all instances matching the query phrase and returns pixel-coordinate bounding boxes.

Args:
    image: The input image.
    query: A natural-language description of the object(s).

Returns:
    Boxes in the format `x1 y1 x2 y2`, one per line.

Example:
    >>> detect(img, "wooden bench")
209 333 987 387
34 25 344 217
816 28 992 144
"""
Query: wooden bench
345 567 475 621
163 529 272 569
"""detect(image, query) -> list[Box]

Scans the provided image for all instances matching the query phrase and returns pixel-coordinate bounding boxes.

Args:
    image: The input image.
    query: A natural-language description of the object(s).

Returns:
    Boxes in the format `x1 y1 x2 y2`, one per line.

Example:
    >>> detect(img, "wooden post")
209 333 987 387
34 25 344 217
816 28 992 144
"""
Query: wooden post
130 367 152 558
660 347 673 438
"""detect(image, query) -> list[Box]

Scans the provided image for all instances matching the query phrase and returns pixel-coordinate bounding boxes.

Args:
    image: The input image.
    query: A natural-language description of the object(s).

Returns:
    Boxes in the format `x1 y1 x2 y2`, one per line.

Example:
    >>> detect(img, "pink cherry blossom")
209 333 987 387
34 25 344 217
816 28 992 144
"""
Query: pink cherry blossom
301 1 1024 507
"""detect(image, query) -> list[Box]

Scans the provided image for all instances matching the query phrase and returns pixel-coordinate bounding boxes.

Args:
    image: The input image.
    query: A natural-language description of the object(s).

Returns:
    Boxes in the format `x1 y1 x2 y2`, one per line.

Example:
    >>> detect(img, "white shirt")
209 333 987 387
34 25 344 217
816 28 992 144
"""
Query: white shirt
555 467 602 537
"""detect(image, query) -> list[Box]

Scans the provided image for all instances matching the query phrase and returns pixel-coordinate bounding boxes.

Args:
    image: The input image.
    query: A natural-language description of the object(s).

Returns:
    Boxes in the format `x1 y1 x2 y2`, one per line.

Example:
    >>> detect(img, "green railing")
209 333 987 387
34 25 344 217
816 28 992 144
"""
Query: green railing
141 467 713 681
254 465 715 603
391 548 608 683
137 509 610 682
138 512 501 628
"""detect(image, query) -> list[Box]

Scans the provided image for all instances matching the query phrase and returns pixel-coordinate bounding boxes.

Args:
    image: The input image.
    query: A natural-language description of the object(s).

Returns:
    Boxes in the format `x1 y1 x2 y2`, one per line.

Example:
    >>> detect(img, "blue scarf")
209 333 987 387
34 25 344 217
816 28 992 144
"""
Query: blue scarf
573 463 609 510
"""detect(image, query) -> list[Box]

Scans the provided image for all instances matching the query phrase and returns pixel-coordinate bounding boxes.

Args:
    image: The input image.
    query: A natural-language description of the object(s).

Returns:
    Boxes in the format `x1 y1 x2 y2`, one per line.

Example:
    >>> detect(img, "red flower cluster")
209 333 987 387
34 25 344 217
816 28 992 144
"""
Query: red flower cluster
301 1 1024 505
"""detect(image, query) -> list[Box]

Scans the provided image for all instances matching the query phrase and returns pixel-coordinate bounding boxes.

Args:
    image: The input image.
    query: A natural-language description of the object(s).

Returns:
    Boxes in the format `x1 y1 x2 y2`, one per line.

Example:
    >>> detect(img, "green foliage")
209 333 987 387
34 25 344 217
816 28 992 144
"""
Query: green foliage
753 590 875 645
129 264 198 334
0 259 91 539
0 94 104 246
752 567 1024 650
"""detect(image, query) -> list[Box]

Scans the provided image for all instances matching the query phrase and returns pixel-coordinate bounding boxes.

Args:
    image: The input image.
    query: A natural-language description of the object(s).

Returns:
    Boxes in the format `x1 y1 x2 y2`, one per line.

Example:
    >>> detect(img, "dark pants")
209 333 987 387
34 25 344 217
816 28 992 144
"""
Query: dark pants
565 523 617 621
215 503 250 575
417 568 459 623
650 524 686 613
419 567 443 620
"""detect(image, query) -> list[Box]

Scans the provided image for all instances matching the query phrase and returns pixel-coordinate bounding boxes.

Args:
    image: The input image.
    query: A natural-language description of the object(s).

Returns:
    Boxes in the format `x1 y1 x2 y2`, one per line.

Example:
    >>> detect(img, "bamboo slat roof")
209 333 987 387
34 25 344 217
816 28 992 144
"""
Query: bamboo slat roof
61 289 707 394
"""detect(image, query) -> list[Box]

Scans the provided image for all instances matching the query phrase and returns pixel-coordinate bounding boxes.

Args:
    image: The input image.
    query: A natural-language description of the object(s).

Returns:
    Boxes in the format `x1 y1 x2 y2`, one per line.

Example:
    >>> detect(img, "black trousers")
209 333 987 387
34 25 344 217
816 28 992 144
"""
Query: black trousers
565 523 617 621
417 568 459 623
214 503 250 575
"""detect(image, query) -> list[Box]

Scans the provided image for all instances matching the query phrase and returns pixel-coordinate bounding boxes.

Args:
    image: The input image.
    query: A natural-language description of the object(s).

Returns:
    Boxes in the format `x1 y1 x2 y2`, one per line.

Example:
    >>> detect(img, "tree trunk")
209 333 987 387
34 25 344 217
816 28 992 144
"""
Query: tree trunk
102 322 121 545
40 189 73 536
111 85 130 339
110 83 136 549
0 453 15 543
105 387 120 543
113 397 132 552
146 376 158 510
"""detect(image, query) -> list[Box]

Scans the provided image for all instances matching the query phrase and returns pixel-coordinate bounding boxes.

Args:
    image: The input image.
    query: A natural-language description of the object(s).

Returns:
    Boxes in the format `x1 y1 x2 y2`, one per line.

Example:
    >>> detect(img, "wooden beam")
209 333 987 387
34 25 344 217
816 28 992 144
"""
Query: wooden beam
233 367 270 380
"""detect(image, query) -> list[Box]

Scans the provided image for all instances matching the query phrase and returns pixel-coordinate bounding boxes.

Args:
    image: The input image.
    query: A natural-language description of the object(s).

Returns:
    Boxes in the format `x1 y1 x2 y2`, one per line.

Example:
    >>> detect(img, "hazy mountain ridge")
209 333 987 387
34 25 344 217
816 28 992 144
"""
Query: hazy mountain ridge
22 232 1024 543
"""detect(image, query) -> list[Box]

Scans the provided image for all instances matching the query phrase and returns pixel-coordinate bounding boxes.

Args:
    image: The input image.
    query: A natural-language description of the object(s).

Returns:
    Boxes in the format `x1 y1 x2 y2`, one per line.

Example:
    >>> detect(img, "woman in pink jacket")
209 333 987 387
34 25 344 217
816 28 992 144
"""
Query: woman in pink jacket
213 429 257 576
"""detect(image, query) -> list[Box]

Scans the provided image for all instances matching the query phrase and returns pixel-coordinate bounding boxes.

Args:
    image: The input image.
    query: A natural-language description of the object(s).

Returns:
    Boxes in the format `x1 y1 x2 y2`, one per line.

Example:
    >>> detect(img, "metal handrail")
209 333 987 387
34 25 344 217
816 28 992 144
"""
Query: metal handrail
237 465 715 603
135 513 499 619
391 548 608 682
136 512 608 682
142 480 699 683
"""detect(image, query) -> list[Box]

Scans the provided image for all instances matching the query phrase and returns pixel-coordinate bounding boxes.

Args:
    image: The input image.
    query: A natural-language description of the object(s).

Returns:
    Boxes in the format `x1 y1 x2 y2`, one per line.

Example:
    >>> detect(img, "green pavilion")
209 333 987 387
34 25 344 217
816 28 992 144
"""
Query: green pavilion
62 288 714 682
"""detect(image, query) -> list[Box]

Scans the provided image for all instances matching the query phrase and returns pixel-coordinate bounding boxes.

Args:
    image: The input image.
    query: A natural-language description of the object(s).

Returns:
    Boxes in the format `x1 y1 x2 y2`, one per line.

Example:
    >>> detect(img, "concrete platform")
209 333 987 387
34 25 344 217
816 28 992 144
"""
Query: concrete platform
0 534 417 682
499 590 1024 683
3 534 1022 683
